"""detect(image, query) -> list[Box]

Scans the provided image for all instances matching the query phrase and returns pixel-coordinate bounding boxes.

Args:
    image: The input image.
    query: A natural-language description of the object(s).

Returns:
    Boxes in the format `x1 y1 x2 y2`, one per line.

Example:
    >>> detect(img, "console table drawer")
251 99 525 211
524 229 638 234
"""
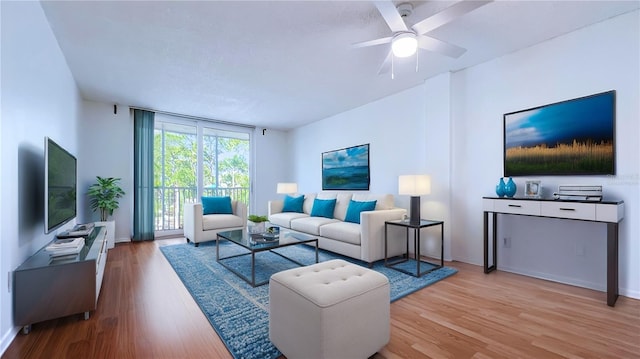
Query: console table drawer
493 200 540 216
541 202 595 221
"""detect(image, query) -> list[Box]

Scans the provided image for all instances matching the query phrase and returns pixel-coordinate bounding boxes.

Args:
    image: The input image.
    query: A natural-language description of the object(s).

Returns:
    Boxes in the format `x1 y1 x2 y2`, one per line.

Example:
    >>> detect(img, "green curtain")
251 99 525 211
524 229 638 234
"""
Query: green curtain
133 109 155 241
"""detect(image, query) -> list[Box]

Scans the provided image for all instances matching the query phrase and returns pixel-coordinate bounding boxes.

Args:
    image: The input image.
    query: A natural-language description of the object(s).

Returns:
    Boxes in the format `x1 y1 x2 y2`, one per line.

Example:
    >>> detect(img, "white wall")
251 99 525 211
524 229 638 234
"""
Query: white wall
290 84 428 195
78 101 133 242
450 10 639 297
289 83 456 260
252 127 291 216
289 10 639 300
0 1 83 352
424 73 453 260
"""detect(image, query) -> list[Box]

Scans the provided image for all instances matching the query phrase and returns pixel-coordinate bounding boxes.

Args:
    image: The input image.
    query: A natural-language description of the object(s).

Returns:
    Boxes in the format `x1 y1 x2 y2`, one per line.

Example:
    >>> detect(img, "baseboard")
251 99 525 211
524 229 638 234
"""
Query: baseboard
498 264 605 292
1 326 19 356
115 237 130 243
619 287 640 300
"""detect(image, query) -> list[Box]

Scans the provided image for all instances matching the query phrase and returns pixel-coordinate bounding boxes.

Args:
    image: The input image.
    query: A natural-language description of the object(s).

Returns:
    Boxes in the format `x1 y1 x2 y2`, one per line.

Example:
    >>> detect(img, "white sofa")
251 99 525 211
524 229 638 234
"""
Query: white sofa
183 201 247 246
268 192 407 265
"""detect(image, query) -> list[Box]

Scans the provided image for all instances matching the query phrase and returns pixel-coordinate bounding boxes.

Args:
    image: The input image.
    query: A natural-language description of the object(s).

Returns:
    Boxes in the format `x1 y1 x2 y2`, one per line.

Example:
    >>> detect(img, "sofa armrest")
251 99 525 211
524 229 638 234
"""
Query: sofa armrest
268 200 284 216
184 202 204 242
360 208 407 263
233 201 248 224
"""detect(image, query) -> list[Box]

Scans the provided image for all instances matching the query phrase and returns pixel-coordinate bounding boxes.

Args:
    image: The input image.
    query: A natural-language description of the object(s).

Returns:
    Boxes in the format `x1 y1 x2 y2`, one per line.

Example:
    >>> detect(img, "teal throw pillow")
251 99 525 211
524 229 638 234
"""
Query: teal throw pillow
310 198 337 219
344 200 377 224
201 196 233 215
282 195 304 213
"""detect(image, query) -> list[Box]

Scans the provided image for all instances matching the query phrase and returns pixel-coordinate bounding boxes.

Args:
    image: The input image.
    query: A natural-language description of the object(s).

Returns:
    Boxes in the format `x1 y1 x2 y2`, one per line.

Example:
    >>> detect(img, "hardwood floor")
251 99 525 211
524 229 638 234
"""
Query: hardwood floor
3 238 639 359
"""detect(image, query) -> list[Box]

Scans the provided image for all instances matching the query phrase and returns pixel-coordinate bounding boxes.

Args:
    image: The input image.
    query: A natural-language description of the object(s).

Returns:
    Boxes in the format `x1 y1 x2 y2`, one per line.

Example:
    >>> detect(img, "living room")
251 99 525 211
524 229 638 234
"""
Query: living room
2 1 639 357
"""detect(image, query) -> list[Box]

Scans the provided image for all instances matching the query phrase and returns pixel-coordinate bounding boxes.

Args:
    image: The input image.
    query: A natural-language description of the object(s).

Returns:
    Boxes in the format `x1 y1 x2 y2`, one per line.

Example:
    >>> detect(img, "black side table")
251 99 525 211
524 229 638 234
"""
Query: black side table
384 219 444 277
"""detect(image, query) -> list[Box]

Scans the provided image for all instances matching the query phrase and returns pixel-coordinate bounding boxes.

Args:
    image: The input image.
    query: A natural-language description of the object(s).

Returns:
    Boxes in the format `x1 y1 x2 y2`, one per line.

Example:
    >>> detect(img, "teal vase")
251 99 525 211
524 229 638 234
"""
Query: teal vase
495 178 506 197
504 177 517 197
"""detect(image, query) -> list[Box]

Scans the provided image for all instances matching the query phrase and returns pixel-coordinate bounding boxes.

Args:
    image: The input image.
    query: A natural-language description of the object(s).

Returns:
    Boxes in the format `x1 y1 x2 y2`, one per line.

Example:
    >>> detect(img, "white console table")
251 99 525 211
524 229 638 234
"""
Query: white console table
482 197 624 306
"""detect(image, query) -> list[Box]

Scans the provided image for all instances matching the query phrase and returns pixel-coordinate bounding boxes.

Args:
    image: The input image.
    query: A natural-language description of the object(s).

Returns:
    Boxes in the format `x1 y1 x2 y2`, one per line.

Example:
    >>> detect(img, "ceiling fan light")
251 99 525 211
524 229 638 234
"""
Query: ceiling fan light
392 33 417 58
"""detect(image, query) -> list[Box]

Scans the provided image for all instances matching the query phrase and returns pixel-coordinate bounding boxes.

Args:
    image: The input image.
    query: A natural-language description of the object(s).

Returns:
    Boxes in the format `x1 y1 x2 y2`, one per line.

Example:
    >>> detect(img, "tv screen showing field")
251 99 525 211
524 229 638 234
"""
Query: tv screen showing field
504 91 615 176
48 140 76 229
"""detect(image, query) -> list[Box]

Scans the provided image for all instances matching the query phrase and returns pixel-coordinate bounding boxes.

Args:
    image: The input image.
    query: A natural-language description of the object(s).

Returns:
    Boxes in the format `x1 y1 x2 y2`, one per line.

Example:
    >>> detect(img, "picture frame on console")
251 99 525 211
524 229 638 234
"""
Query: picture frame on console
322 143 370 190
503 90 616 177
525 180 542 198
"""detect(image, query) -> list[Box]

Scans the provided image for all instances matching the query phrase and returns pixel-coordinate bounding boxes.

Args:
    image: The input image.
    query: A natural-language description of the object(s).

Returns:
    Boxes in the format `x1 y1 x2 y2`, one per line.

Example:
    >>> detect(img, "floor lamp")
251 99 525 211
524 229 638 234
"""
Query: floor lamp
398 175 431 225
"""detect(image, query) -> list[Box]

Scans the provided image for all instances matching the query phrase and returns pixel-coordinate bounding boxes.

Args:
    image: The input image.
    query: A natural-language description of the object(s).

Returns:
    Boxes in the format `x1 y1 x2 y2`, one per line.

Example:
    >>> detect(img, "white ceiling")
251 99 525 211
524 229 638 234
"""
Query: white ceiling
40 1 639 130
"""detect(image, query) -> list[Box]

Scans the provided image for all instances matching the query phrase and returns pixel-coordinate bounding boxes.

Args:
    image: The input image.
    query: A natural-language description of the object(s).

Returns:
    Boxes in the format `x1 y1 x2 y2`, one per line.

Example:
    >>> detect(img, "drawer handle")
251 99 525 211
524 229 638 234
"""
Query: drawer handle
508 204 522 208
559 208 576 211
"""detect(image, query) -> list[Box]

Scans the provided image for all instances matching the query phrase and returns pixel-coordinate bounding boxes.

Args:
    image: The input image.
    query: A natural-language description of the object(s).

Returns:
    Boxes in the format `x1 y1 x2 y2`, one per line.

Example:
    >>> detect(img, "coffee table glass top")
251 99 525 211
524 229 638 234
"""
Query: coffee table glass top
217 229 316 251
216 229 319 287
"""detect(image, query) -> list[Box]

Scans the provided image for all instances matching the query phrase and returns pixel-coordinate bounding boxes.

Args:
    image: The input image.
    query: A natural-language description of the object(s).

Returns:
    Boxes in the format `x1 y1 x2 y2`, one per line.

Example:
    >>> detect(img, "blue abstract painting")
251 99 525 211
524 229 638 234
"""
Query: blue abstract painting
322 144 370 190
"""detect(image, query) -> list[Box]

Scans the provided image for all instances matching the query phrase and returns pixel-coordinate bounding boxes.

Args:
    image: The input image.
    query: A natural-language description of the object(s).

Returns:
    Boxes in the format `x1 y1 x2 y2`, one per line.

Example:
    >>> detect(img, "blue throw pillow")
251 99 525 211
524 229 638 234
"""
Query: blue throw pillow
310 198 337 219
282 195 304 213
344 200 377 224
201 196 233 215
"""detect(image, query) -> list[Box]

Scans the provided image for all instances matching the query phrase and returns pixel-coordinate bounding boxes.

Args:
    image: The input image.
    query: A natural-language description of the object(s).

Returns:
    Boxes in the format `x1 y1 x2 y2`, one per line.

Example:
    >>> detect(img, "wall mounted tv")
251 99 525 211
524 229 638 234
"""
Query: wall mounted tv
44 137 77 234
503 90 615 176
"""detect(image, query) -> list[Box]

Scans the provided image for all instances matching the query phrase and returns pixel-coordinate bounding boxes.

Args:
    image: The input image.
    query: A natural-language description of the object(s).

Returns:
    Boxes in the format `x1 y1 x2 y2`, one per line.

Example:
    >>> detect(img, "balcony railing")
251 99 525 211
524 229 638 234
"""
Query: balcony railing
154 186 249 231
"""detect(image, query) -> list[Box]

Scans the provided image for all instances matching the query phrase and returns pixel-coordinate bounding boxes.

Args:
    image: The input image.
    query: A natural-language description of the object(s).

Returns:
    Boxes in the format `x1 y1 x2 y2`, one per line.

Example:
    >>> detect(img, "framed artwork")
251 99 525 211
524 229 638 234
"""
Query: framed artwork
525 180 542 198
322 144 370 190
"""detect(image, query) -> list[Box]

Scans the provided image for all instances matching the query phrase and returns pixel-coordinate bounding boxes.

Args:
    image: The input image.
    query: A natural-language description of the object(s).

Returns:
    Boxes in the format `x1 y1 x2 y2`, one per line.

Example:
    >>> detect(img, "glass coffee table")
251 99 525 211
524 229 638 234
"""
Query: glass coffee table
216 229 318 287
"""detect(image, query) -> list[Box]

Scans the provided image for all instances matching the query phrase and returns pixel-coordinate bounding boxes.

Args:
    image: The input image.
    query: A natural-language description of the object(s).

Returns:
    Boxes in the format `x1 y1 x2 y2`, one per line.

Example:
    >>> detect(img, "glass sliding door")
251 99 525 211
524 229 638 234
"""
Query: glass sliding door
154 115 252 236
154 121 197 234
202 127 250 204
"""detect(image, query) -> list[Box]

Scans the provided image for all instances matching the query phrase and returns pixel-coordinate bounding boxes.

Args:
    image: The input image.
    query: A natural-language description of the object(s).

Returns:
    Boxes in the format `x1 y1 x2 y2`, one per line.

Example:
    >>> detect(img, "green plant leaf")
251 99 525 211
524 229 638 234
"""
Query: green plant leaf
248 214 268 223
87 176 125 221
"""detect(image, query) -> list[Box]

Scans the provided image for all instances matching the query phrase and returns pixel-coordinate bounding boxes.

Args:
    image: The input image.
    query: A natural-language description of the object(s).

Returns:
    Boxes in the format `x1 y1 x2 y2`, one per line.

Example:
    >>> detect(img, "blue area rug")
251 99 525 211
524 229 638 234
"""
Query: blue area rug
160 240 457 359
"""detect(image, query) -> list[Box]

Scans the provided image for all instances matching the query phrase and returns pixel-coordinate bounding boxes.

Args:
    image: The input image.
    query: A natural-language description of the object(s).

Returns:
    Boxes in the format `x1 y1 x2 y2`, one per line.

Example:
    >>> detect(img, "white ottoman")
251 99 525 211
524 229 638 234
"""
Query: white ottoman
269 259 390 359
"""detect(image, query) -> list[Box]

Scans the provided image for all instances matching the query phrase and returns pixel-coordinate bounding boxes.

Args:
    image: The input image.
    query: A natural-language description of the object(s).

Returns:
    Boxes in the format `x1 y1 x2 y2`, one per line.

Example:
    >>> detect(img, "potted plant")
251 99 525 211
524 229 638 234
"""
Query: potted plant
87 176 125 249
247 214 268 234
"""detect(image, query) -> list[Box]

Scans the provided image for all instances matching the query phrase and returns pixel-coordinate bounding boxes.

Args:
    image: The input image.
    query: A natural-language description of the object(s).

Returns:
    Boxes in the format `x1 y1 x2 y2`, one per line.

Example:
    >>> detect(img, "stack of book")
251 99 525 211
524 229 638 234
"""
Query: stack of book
45 237 85 257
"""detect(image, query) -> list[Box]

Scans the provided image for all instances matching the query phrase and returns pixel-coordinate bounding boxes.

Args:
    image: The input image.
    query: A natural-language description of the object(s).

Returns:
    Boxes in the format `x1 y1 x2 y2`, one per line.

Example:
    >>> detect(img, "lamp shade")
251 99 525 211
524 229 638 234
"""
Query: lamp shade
276 182 298 194
398 175 431 196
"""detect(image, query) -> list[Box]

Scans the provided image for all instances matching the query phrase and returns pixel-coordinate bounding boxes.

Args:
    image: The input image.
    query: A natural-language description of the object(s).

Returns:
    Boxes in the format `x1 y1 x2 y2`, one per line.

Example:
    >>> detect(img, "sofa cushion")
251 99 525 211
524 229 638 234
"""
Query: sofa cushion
291 217 339 235
202 214 244 230
319 221 361 245
310 198 337 218
302 193 317 214
269 212 309 228
352 193 394 210
333 193 354 221
201 196 233 215
282 195 304 213
345 200 377 224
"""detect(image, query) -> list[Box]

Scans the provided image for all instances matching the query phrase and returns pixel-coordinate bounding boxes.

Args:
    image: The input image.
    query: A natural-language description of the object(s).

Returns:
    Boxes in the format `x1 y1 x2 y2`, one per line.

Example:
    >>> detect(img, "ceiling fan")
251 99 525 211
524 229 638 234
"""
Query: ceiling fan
354 0 492 76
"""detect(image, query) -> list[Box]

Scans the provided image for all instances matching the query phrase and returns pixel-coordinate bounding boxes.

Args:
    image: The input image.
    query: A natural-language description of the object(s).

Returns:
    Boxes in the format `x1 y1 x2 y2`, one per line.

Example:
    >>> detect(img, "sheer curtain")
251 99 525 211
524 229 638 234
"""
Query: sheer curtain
133 109 155 241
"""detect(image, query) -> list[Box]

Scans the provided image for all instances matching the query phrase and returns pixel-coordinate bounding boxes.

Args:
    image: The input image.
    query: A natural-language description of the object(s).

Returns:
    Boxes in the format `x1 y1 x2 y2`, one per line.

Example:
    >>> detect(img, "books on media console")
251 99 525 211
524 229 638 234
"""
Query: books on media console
46 237 85 257
57 225 94 238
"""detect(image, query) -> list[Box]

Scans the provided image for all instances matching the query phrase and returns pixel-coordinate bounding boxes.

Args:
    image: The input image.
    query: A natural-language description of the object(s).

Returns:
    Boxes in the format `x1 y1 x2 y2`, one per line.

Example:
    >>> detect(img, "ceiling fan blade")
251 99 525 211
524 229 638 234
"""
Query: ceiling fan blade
374 1 408 33
352 36 393 49
411 0 492 35
417 35 467 58
377 50 393 75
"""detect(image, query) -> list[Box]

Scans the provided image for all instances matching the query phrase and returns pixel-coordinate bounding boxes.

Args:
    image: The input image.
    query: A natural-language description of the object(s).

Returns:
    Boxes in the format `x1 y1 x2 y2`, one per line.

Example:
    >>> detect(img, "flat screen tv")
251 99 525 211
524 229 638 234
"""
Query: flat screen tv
44 137 77 234
503 90 615 176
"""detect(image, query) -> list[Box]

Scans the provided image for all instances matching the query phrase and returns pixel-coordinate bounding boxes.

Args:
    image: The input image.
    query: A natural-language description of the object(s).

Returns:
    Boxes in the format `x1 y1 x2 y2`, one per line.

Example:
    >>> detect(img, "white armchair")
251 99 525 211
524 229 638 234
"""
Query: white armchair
183 201 247 246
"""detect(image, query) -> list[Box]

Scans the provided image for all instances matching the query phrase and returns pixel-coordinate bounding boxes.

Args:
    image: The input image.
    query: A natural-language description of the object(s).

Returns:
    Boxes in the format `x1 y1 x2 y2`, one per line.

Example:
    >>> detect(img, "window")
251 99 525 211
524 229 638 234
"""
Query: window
154 115 252 234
